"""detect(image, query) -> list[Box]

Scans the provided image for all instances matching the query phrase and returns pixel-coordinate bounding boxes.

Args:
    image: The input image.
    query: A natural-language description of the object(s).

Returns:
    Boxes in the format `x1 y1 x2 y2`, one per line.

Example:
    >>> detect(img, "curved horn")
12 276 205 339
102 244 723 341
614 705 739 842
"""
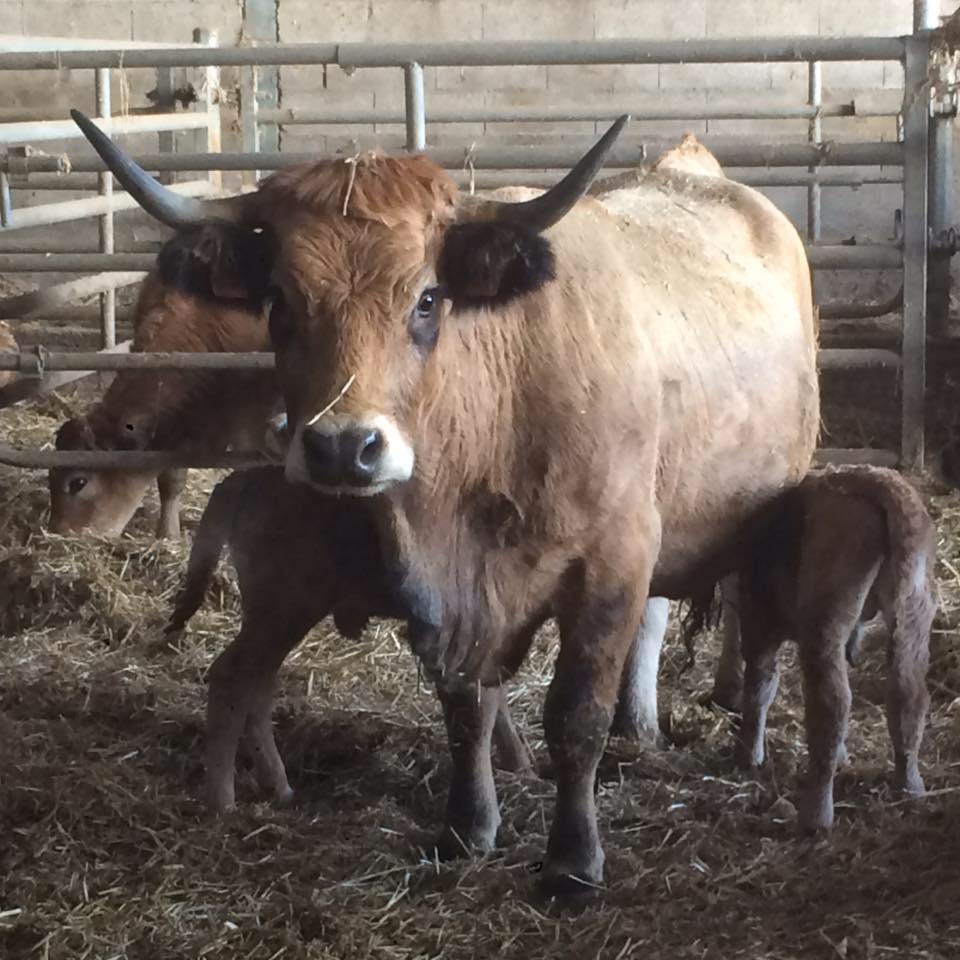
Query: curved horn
71 109 248 229
493 114 629 233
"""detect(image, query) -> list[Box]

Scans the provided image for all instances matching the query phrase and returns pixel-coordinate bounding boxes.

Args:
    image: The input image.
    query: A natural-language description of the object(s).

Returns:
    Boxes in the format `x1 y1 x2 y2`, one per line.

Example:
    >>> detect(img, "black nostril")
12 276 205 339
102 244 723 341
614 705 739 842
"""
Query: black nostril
342 427 383 480
302 427 339 474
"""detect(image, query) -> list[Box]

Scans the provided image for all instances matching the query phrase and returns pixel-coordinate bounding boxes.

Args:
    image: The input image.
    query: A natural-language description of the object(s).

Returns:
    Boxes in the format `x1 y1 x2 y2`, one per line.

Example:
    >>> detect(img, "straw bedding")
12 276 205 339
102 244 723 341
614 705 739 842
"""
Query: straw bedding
2 385 960 960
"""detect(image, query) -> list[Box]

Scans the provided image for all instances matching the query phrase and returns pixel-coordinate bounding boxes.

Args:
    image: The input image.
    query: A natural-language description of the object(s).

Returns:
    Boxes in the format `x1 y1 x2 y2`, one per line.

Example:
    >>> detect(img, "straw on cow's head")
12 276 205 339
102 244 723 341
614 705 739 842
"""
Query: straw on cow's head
72 110 628 497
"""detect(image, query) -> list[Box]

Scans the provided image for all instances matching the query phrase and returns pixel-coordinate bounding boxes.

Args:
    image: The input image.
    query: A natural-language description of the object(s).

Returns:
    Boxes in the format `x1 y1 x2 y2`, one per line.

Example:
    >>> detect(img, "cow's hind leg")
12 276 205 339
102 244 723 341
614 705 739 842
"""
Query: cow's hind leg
156 468 188 539
492 691 534 774
610 596 669 744
434 682 502 857
734 587 785 770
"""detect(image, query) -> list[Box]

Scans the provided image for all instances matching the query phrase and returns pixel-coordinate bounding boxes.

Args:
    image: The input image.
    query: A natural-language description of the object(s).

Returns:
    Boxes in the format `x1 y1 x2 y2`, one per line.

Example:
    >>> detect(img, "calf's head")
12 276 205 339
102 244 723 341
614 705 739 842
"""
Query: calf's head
70 110 627 497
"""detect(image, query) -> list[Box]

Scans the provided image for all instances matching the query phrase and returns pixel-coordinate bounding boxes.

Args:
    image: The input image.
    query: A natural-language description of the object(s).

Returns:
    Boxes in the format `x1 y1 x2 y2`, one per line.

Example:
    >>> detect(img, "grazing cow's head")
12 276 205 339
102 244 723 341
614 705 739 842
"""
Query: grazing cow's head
70 110 627 497
48 417 155 536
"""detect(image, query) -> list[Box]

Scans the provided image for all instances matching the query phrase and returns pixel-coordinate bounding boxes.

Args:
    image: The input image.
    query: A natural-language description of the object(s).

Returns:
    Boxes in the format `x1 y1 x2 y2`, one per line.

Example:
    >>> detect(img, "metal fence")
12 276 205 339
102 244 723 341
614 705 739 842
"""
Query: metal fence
0 0 955 474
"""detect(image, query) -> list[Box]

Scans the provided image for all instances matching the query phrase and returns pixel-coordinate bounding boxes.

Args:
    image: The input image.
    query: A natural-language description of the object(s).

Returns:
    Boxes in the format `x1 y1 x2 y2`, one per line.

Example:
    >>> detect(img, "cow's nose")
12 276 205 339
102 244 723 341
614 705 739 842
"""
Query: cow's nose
302 424 384 486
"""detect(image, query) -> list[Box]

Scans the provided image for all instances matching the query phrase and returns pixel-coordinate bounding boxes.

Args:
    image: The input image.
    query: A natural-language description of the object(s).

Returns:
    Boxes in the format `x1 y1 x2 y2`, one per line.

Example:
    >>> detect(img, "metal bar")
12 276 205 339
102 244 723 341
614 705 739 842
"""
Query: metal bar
96 67 115 350
805 245 903 270
816 348 901 370
0 180 219 229
403 62 426 152
901 34 930 471
0 273 144 320
0 351 274 371
0 37 905 71
807 61 822 242
0 111 211 146
0 340 131 410
154 66 175 186
817 286 903 320
239 54 260 187
927 119 954 335
0 243 901 275
0 254 158 272
0 171 10 226
815 448 900 467
194 29 223 191
913 0 937 31
0 444 267 470
243 0 280 155
260 101 867 126
1 140 905 174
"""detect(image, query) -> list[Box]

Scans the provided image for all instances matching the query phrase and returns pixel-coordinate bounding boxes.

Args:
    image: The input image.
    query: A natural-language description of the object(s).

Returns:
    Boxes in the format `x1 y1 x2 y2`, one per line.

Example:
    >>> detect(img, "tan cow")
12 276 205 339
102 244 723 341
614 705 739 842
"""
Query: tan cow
73 112 819 894
732 465 934 832
48 224 279 538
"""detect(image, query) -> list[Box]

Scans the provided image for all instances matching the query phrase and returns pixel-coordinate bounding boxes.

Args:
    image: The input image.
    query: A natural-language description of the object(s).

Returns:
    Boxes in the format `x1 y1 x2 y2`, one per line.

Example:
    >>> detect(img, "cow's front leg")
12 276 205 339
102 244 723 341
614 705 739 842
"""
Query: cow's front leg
542 558 652 895
156 468 188 539
610 596 669 744
434 682 501 858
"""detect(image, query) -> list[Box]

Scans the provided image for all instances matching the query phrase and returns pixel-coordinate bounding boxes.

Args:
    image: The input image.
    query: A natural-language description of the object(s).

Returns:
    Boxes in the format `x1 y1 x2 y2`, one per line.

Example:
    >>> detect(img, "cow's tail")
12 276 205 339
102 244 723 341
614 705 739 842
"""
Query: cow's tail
165 473 245 635
826 467 936 733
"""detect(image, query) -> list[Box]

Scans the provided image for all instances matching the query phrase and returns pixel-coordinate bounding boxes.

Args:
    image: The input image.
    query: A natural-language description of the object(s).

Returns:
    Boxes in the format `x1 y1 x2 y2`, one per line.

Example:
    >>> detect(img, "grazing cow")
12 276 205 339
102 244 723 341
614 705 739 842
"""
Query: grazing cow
0 320 18 389
48 224 279 538
165 466 533 812
73 112 819 893
732 465 934 832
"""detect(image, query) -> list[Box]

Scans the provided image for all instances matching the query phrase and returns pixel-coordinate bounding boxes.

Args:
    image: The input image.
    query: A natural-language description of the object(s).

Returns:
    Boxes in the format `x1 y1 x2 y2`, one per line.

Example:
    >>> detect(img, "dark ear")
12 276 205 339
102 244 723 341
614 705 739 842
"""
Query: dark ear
55 417 96 451
438 221 556 307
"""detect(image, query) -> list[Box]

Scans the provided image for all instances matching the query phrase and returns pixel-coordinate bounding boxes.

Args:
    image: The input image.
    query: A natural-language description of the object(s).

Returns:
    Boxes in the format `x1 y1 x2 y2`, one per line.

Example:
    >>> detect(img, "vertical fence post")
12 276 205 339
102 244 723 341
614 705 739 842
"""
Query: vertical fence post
913 0 937 32
155 66 175 186
807 61 822 242
404 62 426 152
194 29 222 191
0 173 11 227
239 40 260 187
901 33 931 471
95 67 116 349
242 0 280 155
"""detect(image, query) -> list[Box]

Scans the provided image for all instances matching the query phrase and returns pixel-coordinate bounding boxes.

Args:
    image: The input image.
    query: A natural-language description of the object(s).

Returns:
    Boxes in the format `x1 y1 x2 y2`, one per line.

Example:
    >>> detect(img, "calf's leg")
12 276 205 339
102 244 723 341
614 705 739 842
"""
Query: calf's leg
205 612 310 812
492 691 534 774
707 574 744 712
156 468 188 539
734 589 785 770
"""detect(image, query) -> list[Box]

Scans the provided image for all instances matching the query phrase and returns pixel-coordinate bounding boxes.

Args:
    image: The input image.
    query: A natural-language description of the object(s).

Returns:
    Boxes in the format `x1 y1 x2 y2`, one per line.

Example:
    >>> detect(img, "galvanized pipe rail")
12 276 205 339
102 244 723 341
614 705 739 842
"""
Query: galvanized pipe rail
0 37 906 71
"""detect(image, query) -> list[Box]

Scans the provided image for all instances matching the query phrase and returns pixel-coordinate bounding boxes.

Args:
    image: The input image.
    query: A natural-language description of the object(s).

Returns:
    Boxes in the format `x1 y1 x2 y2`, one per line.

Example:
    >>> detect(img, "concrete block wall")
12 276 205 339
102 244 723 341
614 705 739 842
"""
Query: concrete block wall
0 0 955 291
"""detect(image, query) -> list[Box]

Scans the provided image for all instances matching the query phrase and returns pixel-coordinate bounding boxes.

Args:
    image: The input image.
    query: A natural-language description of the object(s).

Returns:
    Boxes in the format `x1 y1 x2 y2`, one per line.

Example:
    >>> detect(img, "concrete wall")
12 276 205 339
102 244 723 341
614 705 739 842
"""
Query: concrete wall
0 0 954 297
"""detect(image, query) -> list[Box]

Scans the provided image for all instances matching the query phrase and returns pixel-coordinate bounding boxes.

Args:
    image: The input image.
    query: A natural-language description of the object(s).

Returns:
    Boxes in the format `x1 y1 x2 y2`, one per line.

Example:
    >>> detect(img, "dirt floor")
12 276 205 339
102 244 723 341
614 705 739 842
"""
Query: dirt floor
3 383 960 960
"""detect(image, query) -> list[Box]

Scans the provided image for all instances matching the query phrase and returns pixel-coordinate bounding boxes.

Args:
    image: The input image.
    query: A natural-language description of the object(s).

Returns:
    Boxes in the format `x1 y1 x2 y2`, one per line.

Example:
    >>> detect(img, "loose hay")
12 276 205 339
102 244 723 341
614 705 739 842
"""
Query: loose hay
3 391 960 959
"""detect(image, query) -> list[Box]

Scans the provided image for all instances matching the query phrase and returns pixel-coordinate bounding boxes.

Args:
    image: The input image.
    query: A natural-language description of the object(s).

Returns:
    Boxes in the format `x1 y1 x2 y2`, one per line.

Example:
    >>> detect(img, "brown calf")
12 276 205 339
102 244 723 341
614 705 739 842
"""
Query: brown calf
49 224 279 538
165 466 532 813
733 465 935 832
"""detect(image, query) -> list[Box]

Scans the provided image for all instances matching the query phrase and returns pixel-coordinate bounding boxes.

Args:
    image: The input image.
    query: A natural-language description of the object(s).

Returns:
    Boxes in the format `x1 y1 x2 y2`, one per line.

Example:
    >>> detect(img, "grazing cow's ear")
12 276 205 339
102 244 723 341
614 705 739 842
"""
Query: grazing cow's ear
55 417 96 451
438 222 556 307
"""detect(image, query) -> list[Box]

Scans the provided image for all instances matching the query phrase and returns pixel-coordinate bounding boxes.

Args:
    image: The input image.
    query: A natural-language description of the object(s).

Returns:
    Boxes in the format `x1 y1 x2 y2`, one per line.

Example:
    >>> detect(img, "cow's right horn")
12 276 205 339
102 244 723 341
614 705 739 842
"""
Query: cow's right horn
71 110 249 229
492 113 629 233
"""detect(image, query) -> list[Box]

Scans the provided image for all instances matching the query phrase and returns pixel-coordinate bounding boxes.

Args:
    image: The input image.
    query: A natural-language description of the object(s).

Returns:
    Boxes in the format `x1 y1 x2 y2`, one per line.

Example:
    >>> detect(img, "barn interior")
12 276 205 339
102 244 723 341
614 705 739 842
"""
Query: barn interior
3 2 960 957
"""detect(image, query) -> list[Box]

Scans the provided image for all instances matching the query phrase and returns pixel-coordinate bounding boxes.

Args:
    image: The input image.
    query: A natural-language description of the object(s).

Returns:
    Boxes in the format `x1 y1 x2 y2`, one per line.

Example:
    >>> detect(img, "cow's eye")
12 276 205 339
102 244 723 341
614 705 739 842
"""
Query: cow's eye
410 286 441 351
68 476 88 496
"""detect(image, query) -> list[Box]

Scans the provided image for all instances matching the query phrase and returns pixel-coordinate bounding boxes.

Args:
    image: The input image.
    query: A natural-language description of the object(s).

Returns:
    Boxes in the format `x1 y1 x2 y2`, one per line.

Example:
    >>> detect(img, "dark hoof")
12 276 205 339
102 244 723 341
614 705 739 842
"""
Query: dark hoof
432 824 498 861
538 864 605 899
608 714 669 748
698 688 742 714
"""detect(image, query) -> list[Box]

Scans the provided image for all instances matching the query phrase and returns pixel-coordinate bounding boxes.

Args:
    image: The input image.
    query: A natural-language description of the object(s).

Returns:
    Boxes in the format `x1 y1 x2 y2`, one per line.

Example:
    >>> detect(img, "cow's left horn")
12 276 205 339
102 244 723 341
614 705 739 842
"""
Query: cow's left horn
492 114 629 233
71 110 249 229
